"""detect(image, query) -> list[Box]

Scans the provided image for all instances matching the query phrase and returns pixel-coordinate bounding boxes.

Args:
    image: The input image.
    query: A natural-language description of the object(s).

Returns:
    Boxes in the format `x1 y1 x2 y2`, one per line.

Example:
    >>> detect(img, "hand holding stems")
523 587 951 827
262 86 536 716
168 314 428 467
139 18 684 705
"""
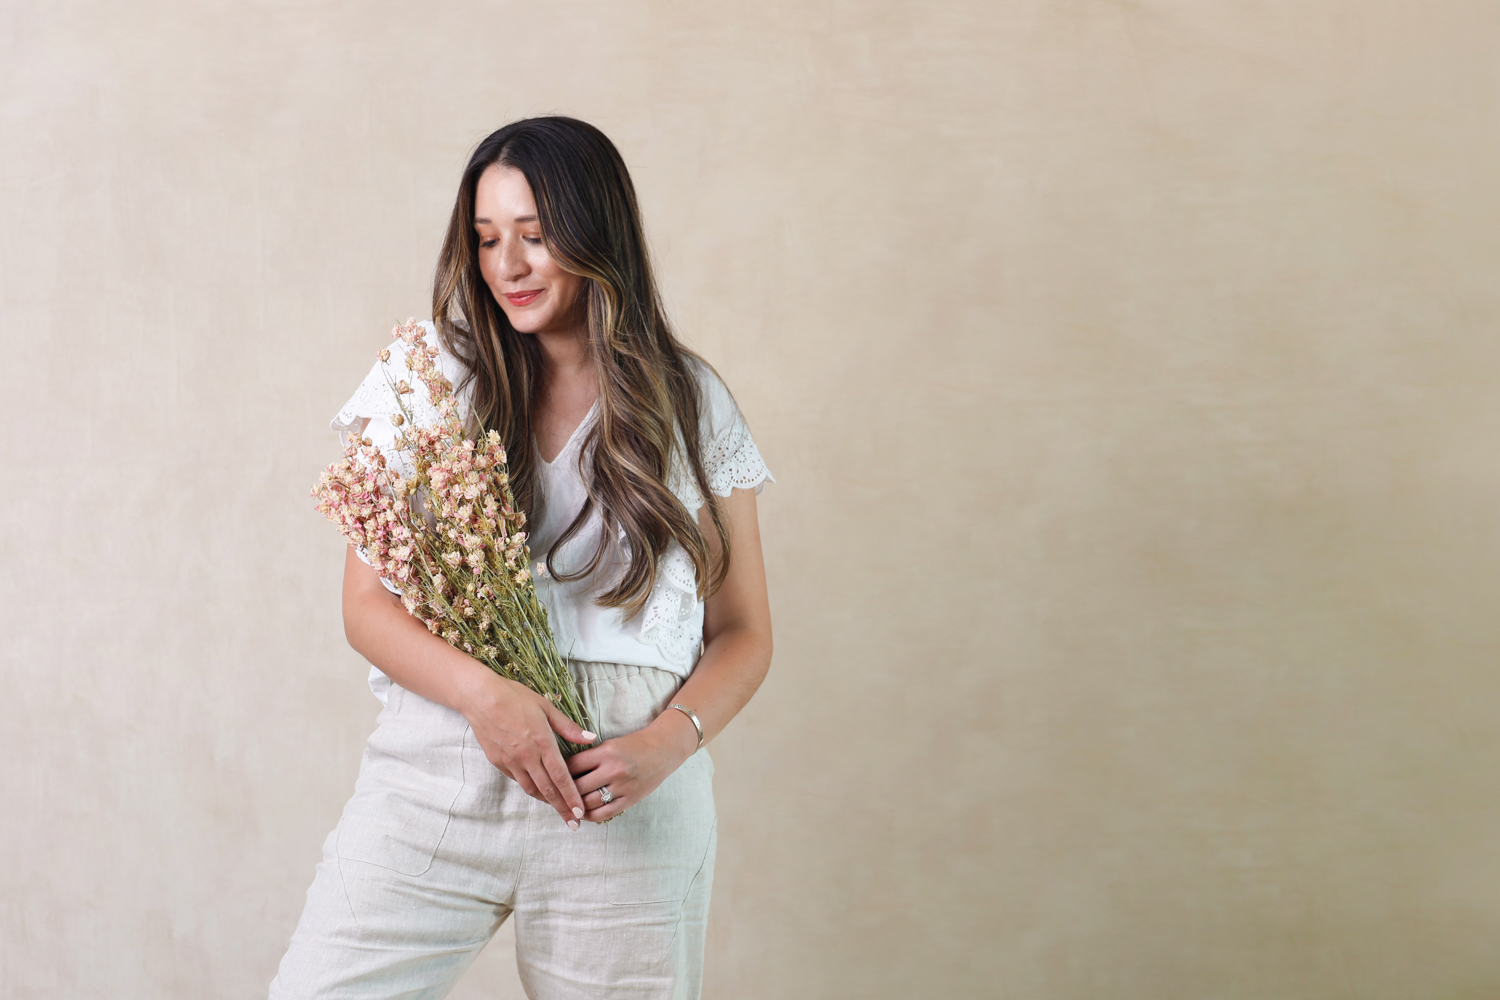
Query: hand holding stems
342 544 595 830
454 669 597 830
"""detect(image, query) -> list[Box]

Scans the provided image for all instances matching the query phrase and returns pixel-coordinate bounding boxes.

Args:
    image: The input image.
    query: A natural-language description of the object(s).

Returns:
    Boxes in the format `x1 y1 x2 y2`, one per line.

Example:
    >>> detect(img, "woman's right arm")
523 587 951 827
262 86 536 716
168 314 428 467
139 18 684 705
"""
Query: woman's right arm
341 545 592 830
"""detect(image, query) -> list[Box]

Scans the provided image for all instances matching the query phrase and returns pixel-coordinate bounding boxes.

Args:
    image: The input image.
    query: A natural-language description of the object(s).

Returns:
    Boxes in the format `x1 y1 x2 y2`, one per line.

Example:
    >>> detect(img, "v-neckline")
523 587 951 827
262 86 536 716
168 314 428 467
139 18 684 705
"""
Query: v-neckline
538 398 598 467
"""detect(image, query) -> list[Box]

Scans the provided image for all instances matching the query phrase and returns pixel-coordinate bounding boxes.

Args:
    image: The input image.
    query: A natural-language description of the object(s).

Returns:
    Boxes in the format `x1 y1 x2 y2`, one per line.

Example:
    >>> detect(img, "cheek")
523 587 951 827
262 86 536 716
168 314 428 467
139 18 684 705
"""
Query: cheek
477 250 500 289
534 255 581 306
531 248 562 282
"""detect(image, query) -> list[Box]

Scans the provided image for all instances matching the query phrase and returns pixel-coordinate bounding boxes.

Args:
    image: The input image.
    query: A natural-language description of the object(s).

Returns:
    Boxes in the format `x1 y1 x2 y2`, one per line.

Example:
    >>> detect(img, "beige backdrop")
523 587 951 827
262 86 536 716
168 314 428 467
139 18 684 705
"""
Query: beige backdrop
4 1 1499 997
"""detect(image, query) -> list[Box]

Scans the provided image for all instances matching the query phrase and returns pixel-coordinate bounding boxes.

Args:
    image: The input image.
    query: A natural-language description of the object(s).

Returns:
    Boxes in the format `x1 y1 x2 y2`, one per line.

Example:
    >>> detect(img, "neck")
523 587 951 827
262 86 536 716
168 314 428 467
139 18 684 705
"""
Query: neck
534 327 595 394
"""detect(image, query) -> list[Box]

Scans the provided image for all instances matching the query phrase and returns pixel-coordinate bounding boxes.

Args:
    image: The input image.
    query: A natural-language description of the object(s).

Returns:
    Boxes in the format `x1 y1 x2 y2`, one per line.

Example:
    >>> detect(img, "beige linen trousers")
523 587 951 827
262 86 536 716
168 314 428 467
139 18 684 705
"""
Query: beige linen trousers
270 660 717 1000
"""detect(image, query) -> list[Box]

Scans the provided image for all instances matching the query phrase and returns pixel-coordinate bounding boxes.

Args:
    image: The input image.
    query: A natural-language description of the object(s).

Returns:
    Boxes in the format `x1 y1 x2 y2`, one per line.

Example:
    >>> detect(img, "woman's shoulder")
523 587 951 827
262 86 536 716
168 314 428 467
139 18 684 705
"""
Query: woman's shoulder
680 353 742 441
332 320 470 436
674 351 774 499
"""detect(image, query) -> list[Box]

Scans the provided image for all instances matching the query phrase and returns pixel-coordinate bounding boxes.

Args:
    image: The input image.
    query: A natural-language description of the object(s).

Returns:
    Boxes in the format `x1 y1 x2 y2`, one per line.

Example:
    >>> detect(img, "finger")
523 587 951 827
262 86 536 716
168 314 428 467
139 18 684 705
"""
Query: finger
581 781 627 818
527 760 581 830
525 761 569 819
580 786 612 811
573 773 608 799
567 747 602 777
583 800 624 824
541 702 597 747
506 767 540 800
492 752 542 796
541 744 587 825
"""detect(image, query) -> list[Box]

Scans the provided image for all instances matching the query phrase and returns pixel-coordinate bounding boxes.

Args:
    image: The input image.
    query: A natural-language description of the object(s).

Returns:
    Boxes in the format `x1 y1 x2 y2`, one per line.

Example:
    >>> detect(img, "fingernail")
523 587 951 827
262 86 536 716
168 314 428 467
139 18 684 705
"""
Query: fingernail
581 731 597 742
573 807 584 819
567 820 580 831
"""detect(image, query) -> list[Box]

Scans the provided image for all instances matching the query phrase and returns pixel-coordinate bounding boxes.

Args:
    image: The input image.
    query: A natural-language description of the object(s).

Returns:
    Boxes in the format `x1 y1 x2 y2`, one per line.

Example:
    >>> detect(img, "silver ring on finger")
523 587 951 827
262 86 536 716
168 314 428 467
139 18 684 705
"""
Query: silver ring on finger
598 785 614 805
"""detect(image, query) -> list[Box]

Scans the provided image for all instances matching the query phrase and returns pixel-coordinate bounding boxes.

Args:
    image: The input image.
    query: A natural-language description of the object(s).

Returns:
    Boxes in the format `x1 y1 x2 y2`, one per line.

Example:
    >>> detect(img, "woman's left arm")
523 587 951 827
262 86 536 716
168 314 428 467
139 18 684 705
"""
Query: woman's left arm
569 486 773 822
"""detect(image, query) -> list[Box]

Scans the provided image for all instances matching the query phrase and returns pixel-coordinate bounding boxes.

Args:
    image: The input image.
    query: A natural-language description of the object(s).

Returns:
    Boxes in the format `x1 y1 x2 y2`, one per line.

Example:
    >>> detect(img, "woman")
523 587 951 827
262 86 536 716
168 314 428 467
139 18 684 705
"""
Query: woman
272 117 774 999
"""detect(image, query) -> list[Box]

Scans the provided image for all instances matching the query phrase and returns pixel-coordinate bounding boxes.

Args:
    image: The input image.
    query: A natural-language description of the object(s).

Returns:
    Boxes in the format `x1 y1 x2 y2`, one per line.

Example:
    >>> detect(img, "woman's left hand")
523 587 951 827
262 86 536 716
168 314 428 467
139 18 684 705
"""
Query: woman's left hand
567 713 699 823
569 487 774 824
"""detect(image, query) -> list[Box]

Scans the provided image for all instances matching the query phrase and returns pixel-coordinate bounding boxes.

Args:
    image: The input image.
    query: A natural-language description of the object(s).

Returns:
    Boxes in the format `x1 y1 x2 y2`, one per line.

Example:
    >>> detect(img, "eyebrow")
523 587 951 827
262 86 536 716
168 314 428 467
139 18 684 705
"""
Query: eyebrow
474 215 537 224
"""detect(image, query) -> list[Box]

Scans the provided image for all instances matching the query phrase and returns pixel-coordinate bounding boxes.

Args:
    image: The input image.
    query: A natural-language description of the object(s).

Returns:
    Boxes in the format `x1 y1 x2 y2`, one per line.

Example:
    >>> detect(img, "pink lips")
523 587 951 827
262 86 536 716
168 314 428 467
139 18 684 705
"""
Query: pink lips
504 289 543 306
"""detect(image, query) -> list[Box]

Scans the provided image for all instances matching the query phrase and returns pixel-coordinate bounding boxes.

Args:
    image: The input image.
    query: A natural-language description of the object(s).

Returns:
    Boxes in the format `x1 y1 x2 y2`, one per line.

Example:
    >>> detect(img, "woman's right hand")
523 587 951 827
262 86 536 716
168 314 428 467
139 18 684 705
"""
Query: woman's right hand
455 671 596 830
342 545 594 830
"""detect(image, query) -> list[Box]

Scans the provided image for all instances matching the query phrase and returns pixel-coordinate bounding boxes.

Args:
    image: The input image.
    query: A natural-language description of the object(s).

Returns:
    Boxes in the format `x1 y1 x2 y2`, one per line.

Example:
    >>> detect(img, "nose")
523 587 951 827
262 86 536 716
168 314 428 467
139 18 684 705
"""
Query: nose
496 235 529 283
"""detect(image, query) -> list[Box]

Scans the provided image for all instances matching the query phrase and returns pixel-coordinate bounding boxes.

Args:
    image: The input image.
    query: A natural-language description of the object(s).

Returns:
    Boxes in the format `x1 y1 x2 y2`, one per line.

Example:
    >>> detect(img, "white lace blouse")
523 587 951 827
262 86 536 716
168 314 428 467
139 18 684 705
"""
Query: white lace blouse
331 321 773 699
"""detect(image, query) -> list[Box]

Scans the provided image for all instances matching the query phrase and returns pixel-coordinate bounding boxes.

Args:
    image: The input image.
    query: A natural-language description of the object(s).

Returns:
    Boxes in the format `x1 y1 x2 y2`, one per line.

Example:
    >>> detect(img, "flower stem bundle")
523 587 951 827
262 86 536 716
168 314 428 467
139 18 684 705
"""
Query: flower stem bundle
313 320 594 755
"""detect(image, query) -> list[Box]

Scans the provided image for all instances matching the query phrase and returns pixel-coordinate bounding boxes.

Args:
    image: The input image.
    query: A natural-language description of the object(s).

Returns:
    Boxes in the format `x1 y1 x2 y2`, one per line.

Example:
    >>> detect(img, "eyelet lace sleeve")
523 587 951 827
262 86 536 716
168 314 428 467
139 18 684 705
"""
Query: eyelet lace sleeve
700 414 773 499
638 542 703 668
664 360 776 514
640 362 775 668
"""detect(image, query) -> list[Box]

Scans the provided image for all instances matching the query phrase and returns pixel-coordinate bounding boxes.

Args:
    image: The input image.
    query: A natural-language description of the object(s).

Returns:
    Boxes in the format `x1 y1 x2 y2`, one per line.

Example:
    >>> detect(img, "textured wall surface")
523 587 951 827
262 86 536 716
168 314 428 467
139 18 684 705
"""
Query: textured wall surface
4 1 1499 997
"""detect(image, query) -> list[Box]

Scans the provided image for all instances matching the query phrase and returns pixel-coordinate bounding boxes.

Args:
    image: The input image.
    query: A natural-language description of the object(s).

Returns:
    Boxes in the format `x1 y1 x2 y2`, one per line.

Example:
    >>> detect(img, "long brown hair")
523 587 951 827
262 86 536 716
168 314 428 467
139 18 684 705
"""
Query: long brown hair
431 116 731 615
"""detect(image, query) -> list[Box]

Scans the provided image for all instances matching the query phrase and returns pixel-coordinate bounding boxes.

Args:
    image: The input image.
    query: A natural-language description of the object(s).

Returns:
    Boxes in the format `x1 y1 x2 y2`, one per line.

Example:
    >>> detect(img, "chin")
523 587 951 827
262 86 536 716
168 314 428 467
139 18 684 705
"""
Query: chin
498 308 539 333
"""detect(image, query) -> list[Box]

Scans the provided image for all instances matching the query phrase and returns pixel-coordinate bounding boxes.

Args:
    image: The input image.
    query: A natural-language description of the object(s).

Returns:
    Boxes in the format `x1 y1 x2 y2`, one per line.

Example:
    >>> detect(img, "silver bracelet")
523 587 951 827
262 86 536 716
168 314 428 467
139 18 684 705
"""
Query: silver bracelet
667 704 704 751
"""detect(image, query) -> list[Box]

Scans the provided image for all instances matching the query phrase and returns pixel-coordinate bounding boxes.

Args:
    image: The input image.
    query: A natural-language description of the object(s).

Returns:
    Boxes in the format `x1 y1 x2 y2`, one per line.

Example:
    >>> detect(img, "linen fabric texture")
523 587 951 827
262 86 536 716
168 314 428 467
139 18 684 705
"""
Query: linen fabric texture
270 660 717 1000
330 321 773 698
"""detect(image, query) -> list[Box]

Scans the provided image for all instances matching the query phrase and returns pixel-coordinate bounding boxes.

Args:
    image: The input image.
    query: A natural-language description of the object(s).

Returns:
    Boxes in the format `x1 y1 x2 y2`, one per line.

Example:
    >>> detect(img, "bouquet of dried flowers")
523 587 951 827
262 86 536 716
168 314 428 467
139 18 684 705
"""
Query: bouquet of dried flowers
313 320 595 755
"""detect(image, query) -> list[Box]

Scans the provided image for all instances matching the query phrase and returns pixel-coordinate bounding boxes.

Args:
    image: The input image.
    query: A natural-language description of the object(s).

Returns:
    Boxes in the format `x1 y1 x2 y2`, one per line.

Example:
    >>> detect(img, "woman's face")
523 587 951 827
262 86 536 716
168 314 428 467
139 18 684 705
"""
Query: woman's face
474 163 586 337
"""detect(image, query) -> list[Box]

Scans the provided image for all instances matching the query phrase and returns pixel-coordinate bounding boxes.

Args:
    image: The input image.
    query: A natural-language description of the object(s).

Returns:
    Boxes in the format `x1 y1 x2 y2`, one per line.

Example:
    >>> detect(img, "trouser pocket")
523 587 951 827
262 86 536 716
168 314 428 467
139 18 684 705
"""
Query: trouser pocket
604 750 716 905
335 686 469 877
